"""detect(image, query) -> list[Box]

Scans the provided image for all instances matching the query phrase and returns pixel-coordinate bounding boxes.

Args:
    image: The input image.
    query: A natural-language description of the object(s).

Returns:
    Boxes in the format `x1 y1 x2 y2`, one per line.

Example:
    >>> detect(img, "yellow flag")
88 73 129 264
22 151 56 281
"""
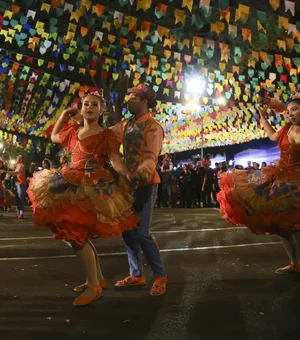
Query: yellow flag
164 38 171 48
157 26 169 38
238 4 249 21
286 38 294 50
133 42 141 50
193 46 201 56
269 0 280 11
41 3 51 13
259 51 267 61
278 16 288 30
107 34 116 44
248 60 256 68
182 0 193 12
193 37 203 47
136 0 152 11
4 10 13 19
277 40 286 51
220 53 228 62
68 23 77 32
257 21 266 34
252 51 259 61
182 39 190 48
174 9 185 25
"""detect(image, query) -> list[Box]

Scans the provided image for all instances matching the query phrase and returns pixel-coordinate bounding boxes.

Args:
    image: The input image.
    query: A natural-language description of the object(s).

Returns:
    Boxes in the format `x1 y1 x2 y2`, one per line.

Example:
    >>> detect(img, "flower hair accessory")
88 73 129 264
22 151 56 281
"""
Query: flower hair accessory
81 90 106 103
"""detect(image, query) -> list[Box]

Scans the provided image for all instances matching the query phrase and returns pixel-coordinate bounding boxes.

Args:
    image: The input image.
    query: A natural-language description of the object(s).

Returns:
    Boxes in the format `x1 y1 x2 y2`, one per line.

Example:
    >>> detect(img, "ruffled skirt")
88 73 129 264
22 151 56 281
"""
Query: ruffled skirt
217 168 300 237
27 169 140 246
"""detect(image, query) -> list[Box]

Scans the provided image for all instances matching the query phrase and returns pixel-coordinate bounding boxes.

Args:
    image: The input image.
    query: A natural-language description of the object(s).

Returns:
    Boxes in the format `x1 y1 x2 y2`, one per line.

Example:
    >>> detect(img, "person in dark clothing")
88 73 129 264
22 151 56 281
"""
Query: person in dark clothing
179 165 191 208
156 165 162 208
202 164 215 208
161 164 172 207
187 162 197 208
195 161 206 208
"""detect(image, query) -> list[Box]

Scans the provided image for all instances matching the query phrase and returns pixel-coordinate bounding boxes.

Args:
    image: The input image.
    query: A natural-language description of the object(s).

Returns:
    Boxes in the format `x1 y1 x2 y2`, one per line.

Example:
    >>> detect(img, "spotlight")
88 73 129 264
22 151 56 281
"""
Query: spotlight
186 77 206 95
217 96 226 106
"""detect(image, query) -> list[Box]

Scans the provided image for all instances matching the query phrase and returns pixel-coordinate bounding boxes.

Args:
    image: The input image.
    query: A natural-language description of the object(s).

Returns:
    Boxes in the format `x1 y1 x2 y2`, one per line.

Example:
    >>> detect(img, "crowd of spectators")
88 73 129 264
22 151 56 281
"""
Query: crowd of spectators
156 154 270 209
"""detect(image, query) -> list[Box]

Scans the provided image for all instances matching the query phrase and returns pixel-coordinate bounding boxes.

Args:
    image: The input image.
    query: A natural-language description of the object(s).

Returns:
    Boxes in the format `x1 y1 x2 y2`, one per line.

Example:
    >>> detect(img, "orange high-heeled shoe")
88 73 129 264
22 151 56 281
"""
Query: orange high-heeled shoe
72 285 103 306
73 280 107 292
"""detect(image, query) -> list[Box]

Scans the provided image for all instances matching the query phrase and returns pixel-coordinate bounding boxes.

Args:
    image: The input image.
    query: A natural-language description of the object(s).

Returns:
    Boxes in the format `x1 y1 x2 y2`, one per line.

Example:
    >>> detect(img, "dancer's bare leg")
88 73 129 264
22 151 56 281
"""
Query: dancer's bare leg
275 232 300 274
73 241 102 300
73 239 105 292
87 239 105 282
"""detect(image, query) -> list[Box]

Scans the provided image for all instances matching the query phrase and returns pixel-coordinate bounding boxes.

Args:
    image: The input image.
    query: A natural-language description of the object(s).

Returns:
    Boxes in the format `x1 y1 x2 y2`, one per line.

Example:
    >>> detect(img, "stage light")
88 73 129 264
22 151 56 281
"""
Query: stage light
0 143 3 149
186 77 206 95
217 96 226 106
10 159 16 165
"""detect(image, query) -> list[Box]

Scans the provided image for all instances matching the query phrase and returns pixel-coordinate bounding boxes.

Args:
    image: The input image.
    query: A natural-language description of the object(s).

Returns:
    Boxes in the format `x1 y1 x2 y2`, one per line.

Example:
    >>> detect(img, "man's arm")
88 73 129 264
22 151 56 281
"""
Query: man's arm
136 124 164 182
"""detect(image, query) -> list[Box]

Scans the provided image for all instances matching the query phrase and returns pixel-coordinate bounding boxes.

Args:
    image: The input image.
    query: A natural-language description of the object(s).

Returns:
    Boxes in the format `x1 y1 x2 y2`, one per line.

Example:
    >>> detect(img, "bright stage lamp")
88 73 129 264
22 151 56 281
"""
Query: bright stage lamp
0 143 3 149
186 77 206 94
217 96 226 106
10 159 16 165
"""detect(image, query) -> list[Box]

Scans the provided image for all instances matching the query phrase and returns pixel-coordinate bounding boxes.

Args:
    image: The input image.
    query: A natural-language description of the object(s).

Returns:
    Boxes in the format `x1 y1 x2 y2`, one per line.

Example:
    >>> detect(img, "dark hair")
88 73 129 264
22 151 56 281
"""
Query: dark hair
221 161 228 172
42 159 51 169
289 98 300 105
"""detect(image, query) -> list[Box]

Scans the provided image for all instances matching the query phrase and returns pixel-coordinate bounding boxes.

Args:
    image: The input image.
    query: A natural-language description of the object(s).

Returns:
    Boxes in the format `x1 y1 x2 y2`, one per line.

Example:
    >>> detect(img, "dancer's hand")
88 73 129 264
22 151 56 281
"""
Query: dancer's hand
135 168 151 182
258 105 268 120
61 105 80 122
258 97 270 107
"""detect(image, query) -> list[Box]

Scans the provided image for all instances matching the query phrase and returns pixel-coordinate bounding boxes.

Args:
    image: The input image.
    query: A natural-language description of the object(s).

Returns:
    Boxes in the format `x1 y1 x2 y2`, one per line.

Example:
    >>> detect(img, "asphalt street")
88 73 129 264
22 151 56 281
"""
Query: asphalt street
0 208 299 340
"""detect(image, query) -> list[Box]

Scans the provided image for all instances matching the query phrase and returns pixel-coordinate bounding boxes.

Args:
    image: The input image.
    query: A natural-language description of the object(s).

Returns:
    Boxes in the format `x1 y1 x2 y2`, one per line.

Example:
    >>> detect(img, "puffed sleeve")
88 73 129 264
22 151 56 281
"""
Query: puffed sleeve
109 120 127 145
58 123 77 151
105 129 120 155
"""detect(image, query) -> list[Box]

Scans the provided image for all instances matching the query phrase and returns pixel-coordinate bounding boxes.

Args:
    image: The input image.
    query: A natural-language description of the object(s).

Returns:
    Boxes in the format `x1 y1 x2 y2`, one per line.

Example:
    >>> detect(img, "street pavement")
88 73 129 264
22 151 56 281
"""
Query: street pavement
0 208 300 340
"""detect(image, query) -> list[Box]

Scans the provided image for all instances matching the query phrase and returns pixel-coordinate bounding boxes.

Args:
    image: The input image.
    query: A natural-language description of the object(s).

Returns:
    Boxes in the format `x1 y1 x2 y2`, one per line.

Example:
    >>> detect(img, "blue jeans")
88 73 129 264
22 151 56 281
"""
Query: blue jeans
16 184 26 215
122 184 166 278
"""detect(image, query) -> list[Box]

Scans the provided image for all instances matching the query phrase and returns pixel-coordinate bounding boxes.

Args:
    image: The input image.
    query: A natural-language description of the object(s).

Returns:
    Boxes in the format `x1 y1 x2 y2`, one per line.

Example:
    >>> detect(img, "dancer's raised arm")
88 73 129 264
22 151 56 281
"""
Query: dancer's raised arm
258 106 278 141
51 107 79 143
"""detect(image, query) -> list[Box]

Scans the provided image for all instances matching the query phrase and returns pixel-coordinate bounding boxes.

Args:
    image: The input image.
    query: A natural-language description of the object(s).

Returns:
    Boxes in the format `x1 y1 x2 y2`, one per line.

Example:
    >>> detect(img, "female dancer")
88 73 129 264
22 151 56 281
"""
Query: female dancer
217 97 300 275
28 92 140 306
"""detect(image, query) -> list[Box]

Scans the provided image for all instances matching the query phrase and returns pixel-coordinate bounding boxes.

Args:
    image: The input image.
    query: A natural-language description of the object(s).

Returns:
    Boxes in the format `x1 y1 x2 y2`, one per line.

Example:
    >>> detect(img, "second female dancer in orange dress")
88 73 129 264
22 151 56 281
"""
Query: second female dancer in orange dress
28 92 140 306
217 97 300 275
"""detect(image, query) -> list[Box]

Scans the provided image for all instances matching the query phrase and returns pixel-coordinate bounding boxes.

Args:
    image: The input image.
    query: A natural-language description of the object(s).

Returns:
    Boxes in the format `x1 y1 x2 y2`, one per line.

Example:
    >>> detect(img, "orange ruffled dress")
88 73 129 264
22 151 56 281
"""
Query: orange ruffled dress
217 123 300 237
28 124 140 247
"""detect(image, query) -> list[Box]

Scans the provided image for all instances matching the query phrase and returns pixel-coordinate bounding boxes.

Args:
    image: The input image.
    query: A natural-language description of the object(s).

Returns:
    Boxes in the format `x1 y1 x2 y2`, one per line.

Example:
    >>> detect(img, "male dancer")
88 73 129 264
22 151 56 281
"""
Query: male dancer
111 83 167 296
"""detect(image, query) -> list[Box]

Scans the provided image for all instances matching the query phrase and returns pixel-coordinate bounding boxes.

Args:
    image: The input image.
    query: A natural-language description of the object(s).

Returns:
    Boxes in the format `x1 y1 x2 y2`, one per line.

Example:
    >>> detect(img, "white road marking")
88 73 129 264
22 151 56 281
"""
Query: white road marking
153 227 247 233
0 226 247 242
0 236 52 241
0 242 281 261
